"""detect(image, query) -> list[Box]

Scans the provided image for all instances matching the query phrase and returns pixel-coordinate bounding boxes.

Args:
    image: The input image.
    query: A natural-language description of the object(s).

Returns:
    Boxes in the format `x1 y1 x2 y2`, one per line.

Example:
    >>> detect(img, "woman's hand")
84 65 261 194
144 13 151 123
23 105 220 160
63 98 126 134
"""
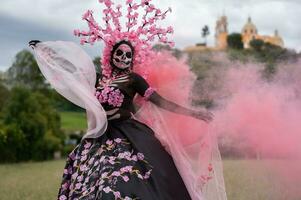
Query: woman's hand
28 40 41 49
192 109 214 123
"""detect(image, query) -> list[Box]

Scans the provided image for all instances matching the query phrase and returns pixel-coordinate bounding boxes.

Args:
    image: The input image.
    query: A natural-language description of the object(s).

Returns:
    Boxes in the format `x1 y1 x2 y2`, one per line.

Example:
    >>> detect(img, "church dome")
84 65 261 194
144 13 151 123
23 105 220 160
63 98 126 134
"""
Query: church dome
242 17 258 35
273 30 284 47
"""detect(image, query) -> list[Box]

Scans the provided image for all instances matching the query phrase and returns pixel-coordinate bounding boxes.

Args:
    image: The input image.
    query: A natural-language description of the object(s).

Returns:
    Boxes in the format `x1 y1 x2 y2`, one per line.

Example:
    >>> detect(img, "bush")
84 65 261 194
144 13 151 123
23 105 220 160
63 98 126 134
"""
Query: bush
227 33 244 49
0 83 10 115
0 87 64 163
0 124 26 162
250 39 264 51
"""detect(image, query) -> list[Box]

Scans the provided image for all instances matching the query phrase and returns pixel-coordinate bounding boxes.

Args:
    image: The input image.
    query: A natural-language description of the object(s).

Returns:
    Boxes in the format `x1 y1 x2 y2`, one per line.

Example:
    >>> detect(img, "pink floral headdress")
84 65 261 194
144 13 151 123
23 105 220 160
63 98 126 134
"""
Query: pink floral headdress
74 0 174 78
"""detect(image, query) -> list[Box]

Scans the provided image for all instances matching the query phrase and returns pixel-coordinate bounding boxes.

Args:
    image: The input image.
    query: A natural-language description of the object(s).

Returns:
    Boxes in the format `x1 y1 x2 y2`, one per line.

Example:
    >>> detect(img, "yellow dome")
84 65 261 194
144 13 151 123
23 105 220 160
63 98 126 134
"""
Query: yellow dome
242 17 258 35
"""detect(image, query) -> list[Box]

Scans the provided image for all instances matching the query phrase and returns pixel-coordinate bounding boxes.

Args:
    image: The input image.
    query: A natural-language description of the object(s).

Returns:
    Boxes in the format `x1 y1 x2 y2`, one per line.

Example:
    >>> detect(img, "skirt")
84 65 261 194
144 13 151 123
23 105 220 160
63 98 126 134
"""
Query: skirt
58 118 192 200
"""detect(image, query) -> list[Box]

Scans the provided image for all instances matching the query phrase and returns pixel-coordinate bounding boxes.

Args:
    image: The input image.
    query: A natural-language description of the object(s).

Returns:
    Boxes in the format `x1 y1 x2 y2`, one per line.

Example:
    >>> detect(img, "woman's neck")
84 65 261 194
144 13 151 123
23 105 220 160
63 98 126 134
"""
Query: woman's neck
111 68 131 78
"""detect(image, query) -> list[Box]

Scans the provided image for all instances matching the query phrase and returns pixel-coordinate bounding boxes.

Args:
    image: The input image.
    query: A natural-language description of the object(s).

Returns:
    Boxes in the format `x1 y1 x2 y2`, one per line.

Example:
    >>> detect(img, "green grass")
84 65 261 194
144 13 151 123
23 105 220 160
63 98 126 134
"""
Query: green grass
0 160 65 200
0 160 300 200
60 111 87 132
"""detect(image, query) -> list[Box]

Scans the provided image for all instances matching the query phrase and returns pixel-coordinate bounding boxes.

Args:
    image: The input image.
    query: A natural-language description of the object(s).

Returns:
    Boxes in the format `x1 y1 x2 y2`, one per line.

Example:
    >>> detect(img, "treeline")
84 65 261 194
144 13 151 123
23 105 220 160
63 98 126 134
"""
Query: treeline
0 50 87 163
226 33 298 78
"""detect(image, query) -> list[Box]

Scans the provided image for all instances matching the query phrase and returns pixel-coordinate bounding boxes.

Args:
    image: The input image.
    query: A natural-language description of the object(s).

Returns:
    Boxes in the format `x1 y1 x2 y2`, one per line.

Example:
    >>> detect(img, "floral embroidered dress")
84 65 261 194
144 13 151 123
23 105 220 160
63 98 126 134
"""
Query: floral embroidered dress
58 72 192 200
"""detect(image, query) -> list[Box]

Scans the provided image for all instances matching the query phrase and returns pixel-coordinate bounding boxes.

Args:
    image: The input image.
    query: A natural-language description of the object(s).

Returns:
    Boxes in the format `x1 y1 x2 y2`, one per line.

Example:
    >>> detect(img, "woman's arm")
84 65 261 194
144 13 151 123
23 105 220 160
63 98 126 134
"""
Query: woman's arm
148 92 213 123
131 72 213 123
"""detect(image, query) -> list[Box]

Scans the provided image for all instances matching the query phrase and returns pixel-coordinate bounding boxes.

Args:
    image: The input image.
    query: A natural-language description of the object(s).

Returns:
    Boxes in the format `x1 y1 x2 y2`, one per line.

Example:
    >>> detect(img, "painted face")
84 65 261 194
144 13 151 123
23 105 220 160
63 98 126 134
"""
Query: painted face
112 43 133 69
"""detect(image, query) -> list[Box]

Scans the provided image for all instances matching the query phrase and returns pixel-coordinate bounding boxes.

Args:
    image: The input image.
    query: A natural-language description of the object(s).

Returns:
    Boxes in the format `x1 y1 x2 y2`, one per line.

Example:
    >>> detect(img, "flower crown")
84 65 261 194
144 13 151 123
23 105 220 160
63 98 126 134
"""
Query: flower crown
74 0 174 78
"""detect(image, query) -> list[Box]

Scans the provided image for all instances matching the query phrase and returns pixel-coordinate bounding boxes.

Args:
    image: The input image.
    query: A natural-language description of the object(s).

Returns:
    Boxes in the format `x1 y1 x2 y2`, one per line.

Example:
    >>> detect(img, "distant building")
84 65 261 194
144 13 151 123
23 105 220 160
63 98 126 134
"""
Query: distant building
216 16 284 49
184 15 284 52
215 15 228 50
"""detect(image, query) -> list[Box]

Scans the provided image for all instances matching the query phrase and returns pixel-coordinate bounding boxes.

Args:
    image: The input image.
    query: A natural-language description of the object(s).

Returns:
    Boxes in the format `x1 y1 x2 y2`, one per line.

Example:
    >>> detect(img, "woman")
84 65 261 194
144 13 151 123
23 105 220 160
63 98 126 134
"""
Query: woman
30 0 227 199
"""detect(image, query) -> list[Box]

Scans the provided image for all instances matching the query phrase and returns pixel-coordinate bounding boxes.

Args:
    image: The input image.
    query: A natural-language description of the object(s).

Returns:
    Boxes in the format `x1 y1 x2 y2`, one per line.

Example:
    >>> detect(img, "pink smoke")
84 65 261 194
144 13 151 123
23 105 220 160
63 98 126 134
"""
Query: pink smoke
136 51 301 198
212 61 301 159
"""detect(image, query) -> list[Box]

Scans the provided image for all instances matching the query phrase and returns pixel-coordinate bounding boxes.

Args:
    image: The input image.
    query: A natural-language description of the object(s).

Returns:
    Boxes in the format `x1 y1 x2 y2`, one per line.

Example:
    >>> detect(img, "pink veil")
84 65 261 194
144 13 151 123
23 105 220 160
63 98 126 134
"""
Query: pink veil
33 41 107 139
134 52 227 200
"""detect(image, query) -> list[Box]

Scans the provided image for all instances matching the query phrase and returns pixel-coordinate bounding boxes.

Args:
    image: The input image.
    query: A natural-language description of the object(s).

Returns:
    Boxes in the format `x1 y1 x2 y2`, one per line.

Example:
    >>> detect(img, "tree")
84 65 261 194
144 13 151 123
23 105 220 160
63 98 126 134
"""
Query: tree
227 33 244 49
250 39 264 51
6 50 49 90
1 87 63 162
152 44 183 59
0 83 10 114
202 25 210 46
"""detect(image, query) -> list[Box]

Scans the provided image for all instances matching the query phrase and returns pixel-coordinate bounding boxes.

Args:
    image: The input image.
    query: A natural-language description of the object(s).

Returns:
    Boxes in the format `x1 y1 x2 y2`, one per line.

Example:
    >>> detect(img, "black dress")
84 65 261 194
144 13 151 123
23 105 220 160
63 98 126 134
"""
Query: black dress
57 72 192 200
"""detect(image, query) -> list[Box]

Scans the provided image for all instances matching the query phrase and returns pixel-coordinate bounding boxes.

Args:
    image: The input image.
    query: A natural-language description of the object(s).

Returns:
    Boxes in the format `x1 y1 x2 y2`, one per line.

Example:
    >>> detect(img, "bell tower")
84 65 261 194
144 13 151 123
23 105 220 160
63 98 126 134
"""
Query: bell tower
215 15 228 49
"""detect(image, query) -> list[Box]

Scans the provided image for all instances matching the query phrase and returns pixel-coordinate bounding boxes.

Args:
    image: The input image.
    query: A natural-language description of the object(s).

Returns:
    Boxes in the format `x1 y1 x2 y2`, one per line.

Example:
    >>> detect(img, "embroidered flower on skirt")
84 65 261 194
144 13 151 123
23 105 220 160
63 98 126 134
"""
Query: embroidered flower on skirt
58 138 153 200
95 86 124 107
143 87 156 100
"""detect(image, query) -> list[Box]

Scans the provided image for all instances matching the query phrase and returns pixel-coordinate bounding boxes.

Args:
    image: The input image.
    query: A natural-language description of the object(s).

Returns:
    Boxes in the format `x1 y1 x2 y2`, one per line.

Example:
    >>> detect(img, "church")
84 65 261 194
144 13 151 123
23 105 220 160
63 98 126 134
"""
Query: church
185 15 284 52
216 15 284 49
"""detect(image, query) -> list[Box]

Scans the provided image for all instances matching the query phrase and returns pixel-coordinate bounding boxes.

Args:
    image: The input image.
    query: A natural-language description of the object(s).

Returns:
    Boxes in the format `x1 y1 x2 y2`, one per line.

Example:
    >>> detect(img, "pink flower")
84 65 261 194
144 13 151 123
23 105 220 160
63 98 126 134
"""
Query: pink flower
84 142 92 149
137 152 145 160
132 155 137 161
123 176 130 182
106 139 113 145
103 0 113 7
73 29 80 36
77 175 83 182
80 164 88 171
80 38 87 45
71 172 78 179
167 26 174 33
61 182 70 190
114 138 122 143
69 152 76 160
67 166 73 174
132 4 139 10
82 10 92 20
113 191 121 198
59 195 67 200
88 157 95 165
112 171 121 176
144 170 152 179
103 186 111 193
75 183 82 189
80 155 87 162
82 149 89 155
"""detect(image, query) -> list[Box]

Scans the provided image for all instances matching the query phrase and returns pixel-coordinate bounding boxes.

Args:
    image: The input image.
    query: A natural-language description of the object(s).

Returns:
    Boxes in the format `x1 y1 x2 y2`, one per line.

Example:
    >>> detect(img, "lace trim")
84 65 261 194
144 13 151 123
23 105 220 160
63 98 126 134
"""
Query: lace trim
143 87 156 100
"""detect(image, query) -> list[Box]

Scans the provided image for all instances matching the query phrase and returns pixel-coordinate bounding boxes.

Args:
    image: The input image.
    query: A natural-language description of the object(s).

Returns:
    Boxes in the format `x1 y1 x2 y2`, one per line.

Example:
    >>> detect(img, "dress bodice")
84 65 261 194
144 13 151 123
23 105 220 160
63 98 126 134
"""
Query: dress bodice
95 72 152 121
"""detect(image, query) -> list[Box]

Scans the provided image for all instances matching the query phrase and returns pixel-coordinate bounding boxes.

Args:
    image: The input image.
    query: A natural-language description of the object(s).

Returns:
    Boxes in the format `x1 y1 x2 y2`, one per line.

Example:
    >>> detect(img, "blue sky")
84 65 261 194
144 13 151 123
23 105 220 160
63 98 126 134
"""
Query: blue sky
1 0 300 71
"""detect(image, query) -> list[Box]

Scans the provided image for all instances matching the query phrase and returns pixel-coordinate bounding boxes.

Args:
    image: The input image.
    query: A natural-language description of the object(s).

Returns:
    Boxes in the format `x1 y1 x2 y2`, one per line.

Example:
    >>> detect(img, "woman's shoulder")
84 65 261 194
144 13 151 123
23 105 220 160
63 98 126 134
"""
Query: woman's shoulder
130 72 146 82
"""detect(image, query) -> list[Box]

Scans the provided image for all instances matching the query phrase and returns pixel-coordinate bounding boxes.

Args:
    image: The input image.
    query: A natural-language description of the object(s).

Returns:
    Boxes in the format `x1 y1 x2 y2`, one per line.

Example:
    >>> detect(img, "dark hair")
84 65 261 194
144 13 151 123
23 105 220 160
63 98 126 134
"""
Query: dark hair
110 40 135 69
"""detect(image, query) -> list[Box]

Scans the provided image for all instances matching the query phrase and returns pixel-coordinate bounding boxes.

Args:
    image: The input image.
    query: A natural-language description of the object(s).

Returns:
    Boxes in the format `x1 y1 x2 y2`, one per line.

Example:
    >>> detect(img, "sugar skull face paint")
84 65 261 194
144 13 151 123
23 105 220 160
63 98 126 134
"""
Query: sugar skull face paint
112 43 133 70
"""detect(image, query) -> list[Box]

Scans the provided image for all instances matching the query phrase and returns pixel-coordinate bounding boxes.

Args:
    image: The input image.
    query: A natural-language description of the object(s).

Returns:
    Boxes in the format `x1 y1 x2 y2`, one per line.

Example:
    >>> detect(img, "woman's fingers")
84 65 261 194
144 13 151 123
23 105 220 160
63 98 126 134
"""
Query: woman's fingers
28 40 41 49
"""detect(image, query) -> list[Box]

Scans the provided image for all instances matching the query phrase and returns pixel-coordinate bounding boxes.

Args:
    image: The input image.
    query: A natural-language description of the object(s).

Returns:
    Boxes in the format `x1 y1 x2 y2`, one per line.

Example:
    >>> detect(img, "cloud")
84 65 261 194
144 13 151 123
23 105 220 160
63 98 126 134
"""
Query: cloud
0 0 300 70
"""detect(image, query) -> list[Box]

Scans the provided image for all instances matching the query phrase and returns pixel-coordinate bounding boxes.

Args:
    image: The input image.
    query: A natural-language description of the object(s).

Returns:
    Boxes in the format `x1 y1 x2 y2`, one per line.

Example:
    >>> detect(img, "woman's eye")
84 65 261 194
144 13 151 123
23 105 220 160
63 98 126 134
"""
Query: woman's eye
126 52 132 58
116 50 123 56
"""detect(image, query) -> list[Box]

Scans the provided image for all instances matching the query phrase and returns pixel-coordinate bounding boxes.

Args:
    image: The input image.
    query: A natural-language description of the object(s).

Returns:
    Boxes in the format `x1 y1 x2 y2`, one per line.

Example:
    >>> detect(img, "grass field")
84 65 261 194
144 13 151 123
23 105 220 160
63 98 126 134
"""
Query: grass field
1 160 300 200
34 113 300 199
60 111 87 132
